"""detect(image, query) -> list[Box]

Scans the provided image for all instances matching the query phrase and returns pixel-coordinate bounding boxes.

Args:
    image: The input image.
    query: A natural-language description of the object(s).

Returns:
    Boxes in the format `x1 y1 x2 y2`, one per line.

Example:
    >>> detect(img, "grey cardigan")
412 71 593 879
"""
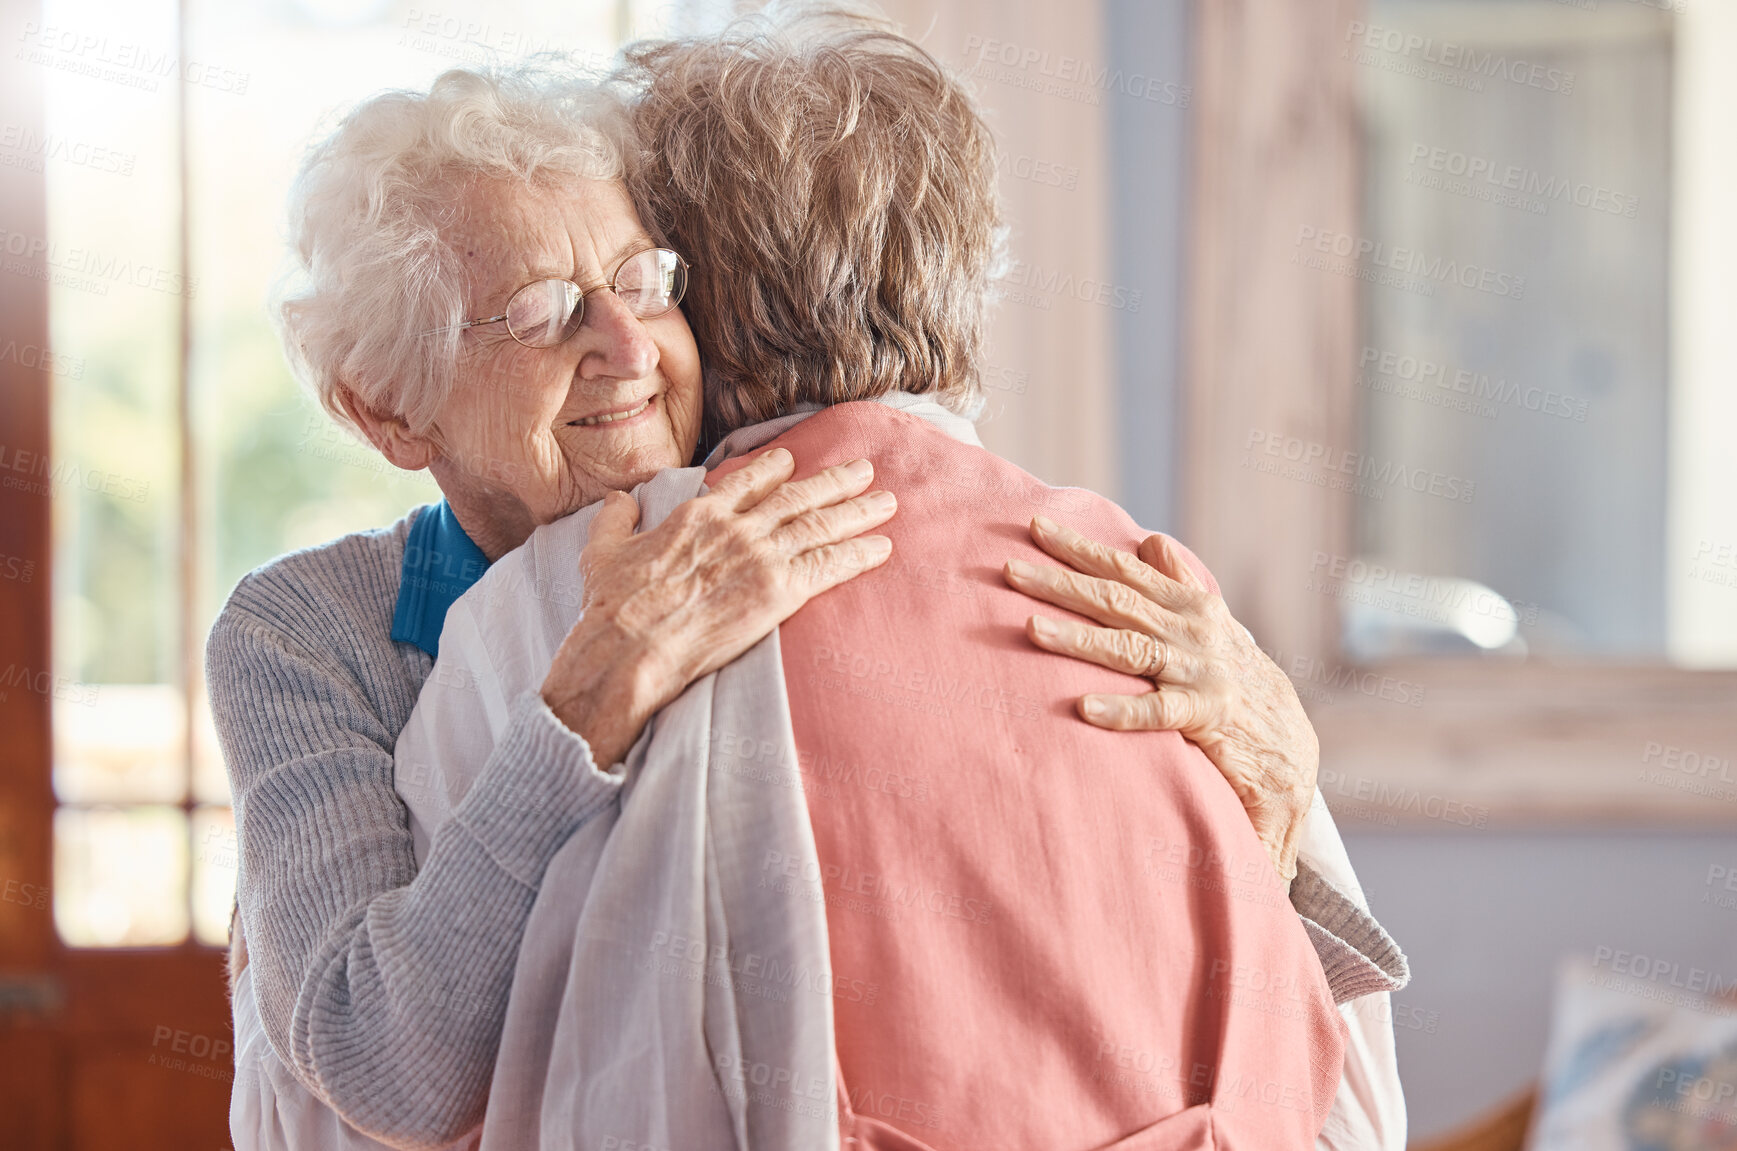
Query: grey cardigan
209 510 1407 1149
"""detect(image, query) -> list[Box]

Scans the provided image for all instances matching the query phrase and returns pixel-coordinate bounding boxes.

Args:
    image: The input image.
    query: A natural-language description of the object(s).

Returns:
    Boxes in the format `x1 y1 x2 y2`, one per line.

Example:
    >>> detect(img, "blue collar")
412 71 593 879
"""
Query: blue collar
391 501 491 658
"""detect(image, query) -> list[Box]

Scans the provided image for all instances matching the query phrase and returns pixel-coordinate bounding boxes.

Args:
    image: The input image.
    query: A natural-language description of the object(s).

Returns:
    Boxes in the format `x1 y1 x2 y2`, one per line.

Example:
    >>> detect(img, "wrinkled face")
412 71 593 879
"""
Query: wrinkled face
426 176 703 555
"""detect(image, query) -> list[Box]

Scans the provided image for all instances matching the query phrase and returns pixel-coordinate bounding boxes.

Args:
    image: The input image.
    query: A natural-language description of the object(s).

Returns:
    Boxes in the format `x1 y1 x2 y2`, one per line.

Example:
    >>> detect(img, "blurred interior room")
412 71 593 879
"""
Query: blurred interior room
1 0 1734 1147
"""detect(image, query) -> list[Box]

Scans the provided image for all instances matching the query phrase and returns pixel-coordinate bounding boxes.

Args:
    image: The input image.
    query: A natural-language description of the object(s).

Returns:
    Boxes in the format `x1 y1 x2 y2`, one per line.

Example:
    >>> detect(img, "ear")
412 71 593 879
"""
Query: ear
336 383 439 472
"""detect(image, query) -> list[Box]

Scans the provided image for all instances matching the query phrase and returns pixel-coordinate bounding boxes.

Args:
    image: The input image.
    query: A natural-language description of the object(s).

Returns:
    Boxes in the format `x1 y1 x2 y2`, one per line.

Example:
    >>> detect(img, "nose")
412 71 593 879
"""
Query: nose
575 288 659 381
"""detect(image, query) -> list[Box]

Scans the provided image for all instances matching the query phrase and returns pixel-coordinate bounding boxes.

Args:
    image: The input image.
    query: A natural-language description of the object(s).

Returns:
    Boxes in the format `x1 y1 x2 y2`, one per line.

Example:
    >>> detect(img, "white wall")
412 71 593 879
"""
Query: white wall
1341 828 1737 1139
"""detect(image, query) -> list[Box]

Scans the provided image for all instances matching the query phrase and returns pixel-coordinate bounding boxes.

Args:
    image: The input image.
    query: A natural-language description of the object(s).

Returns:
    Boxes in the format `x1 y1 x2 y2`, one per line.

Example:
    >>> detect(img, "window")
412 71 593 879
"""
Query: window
1349 0 1736 667
42 0 731 949
1180 0 1737 823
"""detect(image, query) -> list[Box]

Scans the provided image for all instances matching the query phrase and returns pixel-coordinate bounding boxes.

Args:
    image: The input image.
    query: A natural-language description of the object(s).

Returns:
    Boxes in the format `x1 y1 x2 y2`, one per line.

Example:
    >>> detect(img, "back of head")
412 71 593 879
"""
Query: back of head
621 3 1002 442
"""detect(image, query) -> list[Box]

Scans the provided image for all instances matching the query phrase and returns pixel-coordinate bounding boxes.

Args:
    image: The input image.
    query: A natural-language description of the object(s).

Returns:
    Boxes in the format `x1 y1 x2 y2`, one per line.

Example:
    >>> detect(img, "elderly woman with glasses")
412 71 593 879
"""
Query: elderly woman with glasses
211 33 1399 1151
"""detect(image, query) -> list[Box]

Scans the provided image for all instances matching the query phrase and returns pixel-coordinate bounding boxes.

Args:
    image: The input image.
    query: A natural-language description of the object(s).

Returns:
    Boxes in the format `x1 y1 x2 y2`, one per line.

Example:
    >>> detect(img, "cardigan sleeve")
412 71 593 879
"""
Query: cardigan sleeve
1291 860 1410 1005
209 565 620 1149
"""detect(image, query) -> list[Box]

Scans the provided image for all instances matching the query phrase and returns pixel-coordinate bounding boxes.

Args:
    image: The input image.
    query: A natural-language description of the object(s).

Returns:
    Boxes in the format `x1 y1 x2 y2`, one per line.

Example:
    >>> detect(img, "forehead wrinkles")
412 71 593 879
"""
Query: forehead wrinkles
450 180 573 305
561 180 645 283
452 177 644 307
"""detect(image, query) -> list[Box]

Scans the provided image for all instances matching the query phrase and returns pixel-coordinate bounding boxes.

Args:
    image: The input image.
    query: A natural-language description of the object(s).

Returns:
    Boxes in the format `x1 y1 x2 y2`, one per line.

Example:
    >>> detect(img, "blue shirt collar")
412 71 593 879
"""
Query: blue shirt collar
392 501 491 658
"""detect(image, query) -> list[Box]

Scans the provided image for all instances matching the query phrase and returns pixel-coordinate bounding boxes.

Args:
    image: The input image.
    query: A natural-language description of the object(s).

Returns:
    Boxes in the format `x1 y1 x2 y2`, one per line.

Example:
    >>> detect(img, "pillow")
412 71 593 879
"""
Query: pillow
1529 953 1737 1150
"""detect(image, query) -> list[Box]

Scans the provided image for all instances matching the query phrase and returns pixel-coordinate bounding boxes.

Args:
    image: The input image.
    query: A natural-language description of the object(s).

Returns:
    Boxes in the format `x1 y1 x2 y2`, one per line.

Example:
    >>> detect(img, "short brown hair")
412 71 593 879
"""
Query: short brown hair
621 5 1002 442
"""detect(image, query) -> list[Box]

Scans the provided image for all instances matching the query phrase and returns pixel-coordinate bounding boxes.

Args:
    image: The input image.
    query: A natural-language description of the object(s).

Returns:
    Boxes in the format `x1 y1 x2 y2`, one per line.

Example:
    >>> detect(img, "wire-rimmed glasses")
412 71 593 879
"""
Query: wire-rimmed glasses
436 246 690 348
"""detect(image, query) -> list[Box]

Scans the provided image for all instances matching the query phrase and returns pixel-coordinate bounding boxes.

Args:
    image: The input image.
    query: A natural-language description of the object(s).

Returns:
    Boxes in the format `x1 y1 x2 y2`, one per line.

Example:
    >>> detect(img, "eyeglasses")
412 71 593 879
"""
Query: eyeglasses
436 246 690 348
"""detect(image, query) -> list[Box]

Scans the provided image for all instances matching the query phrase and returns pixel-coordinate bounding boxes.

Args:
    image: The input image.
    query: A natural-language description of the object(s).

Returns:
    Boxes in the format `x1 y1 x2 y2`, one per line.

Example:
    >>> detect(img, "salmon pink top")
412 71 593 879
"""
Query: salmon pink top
711 403 1345 1150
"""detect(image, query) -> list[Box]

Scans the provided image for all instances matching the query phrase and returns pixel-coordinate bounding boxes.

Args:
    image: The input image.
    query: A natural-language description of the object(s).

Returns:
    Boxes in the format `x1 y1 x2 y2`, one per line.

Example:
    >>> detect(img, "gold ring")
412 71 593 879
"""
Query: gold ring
1144 640 1167 680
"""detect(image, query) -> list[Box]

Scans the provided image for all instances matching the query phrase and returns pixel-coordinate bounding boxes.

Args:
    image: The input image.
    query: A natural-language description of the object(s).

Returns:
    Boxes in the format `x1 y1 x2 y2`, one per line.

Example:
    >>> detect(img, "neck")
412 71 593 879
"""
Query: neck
430 470 533 563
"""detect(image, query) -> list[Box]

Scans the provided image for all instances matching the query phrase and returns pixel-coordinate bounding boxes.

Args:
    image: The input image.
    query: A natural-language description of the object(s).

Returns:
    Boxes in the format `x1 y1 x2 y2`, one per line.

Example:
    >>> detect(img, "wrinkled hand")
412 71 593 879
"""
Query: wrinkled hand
1003 516 1316 883
541 447 896 766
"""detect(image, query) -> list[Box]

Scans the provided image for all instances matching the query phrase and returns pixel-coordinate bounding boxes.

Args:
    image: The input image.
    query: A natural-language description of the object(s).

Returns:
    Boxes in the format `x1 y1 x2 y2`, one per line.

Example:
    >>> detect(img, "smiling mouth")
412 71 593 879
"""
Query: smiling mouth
570 396 653 427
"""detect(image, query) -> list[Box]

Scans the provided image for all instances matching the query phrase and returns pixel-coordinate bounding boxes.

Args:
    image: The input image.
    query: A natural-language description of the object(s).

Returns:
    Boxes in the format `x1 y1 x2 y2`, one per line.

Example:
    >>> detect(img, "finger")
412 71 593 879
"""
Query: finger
769 490 897 554
584 490 641 550
1025 615 1198 686
1003 558 1174 635
704 447 798 512
1137 532 1211 595
1078 688 1200 734
1029 516 1191 611
750 458 877 527
789 534 894 595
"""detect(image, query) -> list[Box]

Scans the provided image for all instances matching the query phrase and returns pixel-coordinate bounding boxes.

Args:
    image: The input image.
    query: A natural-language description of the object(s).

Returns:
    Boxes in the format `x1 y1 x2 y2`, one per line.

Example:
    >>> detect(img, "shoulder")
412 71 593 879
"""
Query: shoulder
207 509 430 718
216 511 419 635
794 405 1223 594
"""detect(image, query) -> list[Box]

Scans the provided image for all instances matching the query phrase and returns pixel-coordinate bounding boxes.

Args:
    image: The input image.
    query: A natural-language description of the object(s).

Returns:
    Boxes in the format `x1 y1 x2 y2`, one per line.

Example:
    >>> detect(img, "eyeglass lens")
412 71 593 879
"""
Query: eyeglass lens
503 248 688 348
505 279 583 347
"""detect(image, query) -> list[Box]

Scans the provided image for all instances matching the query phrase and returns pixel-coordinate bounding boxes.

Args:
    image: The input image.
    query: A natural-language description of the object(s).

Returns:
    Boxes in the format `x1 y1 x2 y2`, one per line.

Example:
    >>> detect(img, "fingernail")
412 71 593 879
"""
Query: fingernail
1033 515 1059 534
870 490 897 511
1029 616 1057 641
1081 696 1107 721
1006 559 1035 579
846 458 873 481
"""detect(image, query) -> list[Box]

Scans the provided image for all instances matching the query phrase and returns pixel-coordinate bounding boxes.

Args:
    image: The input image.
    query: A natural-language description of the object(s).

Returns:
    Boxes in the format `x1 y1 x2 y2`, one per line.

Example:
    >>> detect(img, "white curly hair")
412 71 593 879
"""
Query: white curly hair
277 61 631 437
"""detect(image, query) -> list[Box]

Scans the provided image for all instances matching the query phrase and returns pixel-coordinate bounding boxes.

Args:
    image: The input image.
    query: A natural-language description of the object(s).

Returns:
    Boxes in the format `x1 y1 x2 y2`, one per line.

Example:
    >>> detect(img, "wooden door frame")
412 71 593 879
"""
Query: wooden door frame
0 0 231 1143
